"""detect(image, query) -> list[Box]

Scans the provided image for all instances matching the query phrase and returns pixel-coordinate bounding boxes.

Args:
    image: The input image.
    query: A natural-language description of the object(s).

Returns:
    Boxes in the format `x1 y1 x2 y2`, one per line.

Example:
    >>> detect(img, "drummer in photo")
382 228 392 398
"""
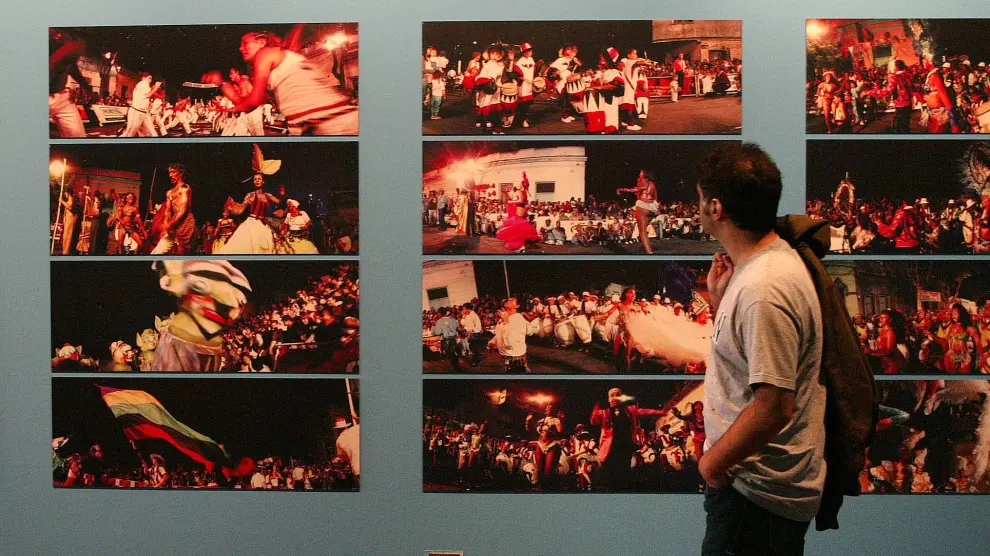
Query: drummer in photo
514 43 538 128
584 48 625 134
474 46 505 134
549 44 584 123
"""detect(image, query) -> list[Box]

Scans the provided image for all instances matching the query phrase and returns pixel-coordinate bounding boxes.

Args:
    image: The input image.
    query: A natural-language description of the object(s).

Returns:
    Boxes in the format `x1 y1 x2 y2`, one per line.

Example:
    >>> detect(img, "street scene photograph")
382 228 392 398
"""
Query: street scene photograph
424 379 704 492
52 260 359 373
423 260 711 374
806 19 990 134
422 20 741 135
423 140 731 255
50 24 358 138
53 377 360 490
806 140 990 254
49 142 358 256
825 261 990 375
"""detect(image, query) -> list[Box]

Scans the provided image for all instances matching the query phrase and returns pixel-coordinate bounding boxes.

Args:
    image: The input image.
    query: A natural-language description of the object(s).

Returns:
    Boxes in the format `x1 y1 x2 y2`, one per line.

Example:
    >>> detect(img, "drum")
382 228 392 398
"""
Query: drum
531 76 547 93
565 74 586 95
500 81 519 97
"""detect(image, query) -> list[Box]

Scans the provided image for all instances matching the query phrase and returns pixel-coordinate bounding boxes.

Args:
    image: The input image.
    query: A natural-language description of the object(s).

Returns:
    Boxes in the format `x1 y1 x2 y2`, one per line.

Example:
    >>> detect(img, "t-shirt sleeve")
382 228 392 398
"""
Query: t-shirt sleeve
740 300 799 391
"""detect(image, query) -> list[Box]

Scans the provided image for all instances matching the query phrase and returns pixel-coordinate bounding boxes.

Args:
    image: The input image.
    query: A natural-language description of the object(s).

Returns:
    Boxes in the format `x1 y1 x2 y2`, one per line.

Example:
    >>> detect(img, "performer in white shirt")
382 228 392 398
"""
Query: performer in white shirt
459 303 484 365
619 49 644 130
549 44 583 123
282 199 319 254
514 43 537 128
474 47 505 134
121 73 161 137
227 28 357 136
487 296 530 372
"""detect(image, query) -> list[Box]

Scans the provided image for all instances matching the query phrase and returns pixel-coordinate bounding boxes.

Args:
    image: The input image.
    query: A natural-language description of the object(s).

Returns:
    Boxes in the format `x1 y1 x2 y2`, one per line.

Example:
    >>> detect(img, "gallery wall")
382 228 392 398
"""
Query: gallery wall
3 1 990 555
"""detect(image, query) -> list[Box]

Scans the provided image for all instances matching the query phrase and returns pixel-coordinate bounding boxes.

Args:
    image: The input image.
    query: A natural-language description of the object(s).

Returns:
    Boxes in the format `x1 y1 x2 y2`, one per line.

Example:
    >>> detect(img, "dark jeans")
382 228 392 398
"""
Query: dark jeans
702 485 811 556
893 105 912 133
438 207 447 230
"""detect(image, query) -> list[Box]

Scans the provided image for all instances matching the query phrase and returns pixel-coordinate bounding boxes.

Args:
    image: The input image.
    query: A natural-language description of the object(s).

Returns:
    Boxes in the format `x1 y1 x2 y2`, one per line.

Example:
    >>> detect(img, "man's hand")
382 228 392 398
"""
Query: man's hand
698 454 731 488
707 252 735 313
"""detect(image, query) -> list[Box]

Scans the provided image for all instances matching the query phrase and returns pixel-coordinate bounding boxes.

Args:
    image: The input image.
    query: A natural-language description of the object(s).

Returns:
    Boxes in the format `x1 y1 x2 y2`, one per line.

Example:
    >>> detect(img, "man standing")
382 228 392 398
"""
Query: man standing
151 163 196 254
432 307 462 371
487 296 530 373
673 53 688 93
460 303 484 366
437 189 449 231
122 72 161 137
696 143 825 555
589 387 666 492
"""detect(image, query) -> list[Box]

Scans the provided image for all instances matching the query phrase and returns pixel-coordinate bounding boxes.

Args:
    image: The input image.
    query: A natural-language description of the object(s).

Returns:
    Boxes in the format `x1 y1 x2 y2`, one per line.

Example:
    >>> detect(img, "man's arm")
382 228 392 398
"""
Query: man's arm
699 383 795 487
700 299 801 487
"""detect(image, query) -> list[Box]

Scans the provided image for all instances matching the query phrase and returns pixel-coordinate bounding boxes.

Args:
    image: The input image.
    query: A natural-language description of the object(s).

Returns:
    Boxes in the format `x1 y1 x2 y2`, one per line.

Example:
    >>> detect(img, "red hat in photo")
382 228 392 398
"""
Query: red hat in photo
606 47 619 64
520 42 533 53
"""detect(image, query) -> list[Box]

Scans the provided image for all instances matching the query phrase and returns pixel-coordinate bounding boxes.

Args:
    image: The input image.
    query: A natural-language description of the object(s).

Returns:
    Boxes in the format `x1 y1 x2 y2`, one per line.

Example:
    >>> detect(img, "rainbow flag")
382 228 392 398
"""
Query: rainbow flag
98 385 231 471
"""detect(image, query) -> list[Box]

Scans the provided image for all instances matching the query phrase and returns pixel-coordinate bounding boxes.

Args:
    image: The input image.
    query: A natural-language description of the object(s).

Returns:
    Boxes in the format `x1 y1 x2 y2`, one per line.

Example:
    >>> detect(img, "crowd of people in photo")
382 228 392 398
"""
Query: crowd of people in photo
806 185 990 254
54 442 357 490
423 283 710 373
50 26 358 138
423 178 712 253
809 56 990 133
423 39 740 134
51 165 357 256
860 381 990 493
853 297 990 375
53 265 359 373
423 387 706 492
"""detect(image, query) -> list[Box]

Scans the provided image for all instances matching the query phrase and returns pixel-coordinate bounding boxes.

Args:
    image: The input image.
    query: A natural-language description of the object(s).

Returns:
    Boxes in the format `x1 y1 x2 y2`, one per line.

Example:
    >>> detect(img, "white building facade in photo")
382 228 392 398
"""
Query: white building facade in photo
423 146 587 204
422 261 479 311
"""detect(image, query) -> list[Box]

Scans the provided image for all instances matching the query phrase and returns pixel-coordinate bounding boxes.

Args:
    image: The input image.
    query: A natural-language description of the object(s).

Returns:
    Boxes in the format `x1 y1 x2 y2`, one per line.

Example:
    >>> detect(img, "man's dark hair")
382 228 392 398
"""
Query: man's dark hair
463 303 473 311
894 59 906 71
438 307 448 316
697 142 782 234
641 169 656 183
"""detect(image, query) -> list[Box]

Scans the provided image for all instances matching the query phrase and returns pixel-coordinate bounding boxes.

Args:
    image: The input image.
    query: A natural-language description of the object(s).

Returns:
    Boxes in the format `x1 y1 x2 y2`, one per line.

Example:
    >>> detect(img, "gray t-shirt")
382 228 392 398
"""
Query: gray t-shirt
703 237 826 522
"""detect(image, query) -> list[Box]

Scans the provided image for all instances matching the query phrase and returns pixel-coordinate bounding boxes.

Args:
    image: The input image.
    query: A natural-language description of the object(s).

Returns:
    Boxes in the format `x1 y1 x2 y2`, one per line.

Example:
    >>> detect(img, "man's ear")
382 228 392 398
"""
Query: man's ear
708 198 724 221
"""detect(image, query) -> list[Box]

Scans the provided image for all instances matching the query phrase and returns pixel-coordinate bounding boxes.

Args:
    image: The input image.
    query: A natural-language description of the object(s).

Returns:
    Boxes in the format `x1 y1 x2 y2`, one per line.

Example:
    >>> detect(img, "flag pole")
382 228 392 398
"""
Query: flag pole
345 378 358 424
503 260 511 298
51 158 67 255
146 166 157 218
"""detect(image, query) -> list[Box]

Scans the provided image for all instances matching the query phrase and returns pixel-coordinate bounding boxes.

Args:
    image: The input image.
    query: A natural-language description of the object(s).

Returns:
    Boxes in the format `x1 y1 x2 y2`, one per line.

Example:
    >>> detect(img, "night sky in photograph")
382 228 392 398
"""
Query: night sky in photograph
424 141 732 204
424 379 696 439
51 142 358 223
925 20 990 64
806 140 988 201
52 24 358 97
469 260 708 304
423 21 653 70
52 378 357 468
51 260 353 359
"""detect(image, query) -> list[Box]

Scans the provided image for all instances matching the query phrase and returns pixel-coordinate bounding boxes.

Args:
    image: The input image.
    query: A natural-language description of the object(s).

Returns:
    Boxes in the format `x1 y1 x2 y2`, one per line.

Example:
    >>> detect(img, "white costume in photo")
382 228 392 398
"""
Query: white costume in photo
584 68 623 133
49 83 85 138
215 216 275 255
122 79 156 137
268 50 357 135
476 60 504 116
284 210 319 254
622 310 709 366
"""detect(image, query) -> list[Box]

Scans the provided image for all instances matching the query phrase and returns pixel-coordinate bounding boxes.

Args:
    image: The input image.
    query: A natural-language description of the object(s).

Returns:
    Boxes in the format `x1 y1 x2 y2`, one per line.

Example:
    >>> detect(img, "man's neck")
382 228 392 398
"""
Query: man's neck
719 229 779 268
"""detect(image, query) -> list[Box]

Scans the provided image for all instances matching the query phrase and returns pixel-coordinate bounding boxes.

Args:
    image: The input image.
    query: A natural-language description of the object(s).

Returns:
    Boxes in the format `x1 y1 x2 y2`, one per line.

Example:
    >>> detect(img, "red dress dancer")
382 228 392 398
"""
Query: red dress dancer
496 173 541 252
